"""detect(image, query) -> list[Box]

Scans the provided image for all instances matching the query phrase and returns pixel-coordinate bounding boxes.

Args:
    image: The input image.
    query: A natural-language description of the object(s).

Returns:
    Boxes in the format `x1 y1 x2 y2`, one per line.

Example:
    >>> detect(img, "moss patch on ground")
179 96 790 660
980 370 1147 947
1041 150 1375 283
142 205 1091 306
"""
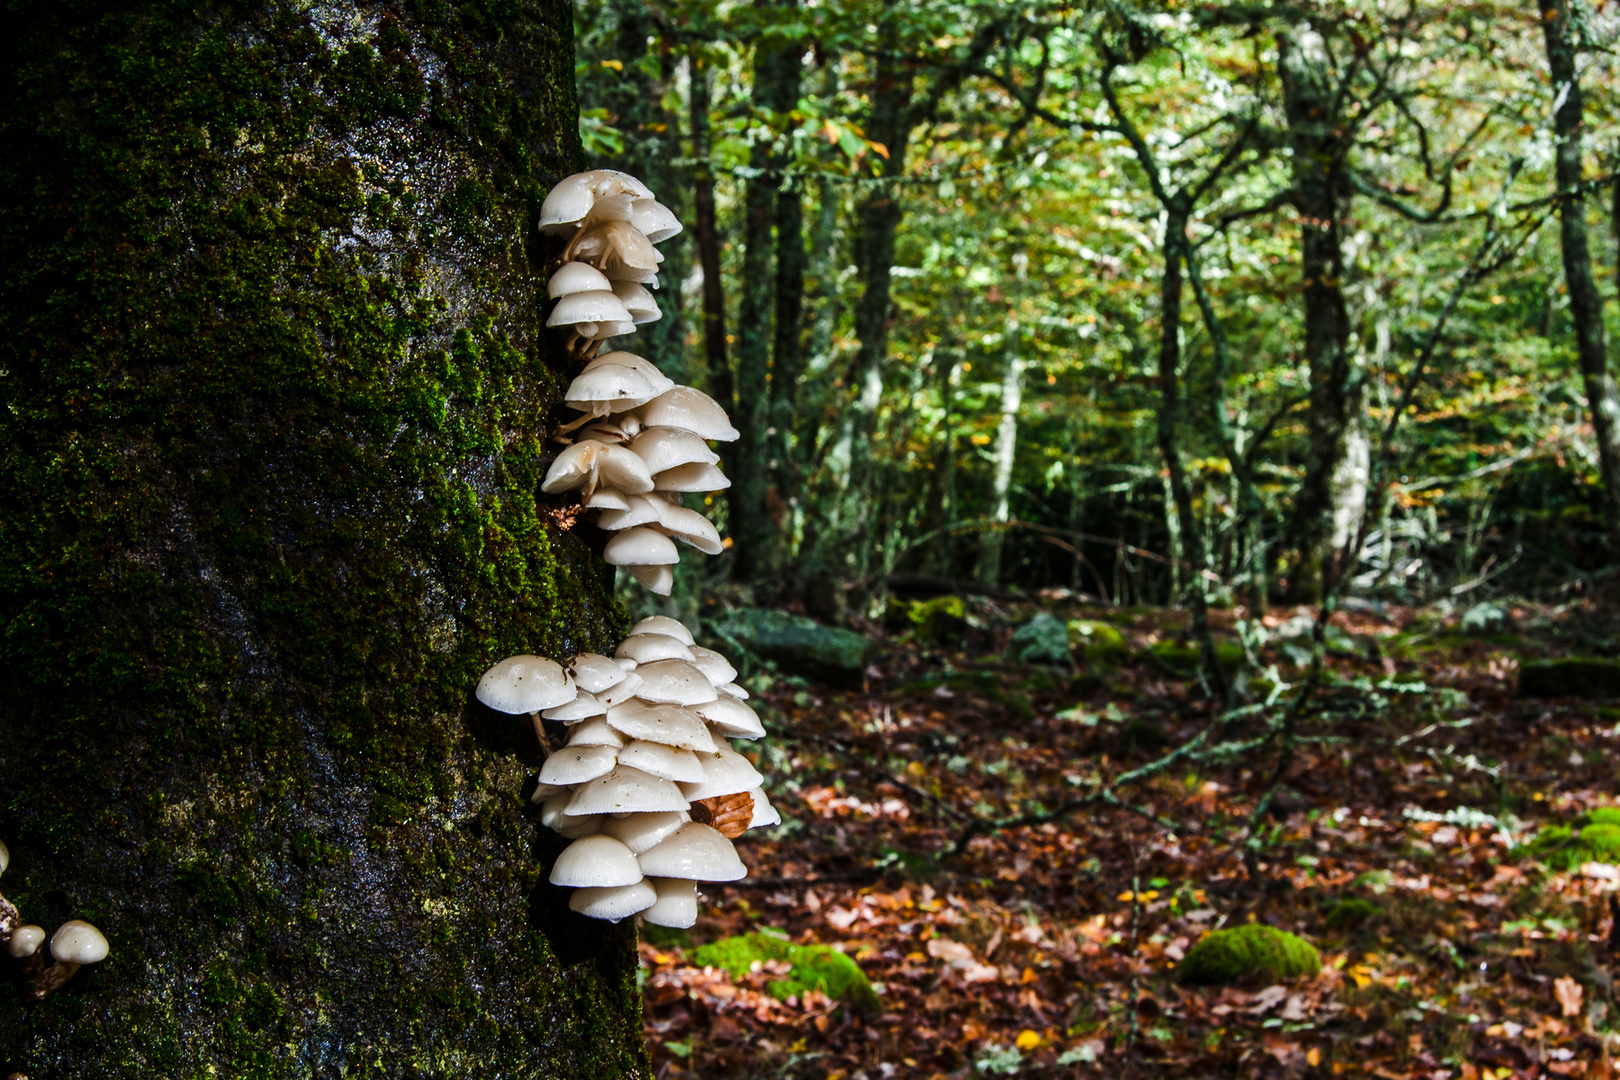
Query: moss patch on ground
1066 620 1126 663
1325 898 1381 932
1177 924 1321 986
690 931 880 1011
1519 821 1620 870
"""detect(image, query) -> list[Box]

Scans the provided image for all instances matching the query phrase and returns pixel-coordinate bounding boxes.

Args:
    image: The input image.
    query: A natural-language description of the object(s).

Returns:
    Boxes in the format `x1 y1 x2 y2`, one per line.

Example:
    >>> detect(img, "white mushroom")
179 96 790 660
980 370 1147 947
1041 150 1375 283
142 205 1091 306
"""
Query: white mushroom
542 689 606 721
654 506 724 556
629 616 695 645
585 488 630 511
538 744 619 786
565 715 626 748
636 387 740 441
603 811 691 854
597 670 646 706
615 633 695 664
564 765 691 816
696 694 765 739
630 198 683 243
541 792 606 838
629 427 721 474
679 744 766 801
611 281 662 323
688 646 738 686
548 261 615 298
640 878 699 929
565 653 630 694
628 564 675 595
654 462 731 493
549 834 645 888
564 364 660 416
30 920 109 1000
570 879 657 922
7 925 44 959
540 169 654 233
746 786 782 829
616 740 705 783
630 659 720 707
636 823 747 881
546 290 633 338
584 352 676 397
542 440 655 496
476 656 576 714
604 700 718 752
566 220 663 276
717 681 750 700
595 495 665 531
603 527 679 568
0 838 8 876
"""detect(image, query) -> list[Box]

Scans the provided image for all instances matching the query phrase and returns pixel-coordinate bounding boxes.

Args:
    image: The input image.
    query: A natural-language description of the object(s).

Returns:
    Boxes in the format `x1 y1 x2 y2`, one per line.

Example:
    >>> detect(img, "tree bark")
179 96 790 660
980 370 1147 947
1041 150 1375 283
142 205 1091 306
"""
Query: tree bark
0 3 649 1076
689 53 733 418
977 299 1023 586
1277 29 1357 602
1539 0 1620 552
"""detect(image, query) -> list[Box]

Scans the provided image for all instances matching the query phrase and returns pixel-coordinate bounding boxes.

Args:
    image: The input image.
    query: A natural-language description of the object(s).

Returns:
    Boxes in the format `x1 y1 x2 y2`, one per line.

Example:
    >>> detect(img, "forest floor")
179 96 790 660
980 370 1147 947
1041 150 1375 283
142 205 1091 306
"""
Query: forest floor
639 594 1620 1080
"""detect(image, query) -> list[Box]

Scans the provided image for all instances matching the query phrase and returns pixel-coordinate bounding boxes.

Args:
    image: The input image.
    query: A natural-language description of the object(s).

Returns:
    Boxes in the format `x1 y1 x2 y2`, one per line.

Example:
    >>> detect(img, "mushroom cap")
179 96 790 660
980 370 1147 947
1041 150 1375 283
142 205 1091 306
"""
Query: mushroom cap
540 169 654 231
679 744 766 801
565 653 630 694
476 655 575 714
542 688 606 721
577 415 638 443
688 646 738 686
564 365 659 415
586 352 676 396
603 811 691 854
716 681 750 700
637 823 747 882
629 615 695 645
654 461 731 493
616 739 705 783
695 693 765 739
565 715 626 748
628 563 675 595
605 700 718 752
631 198 684 243
595 494 665 531
615 633 695 664
747 786 782 829
597 670 646 706
655 508 724 556
564 764 691 816
0 837 8 877
549 834 644 888
603 527 679 567
630 659 719 706
602 263 660 285
611 281 662 323
629 427 721 474
538 744 619 786
546 289 632 329
635 387 740 442
569 220 663 272
585 487 631 511
50 920 109 965
548 261 615 298
569 879 658 923
595 444 656 495
540 793 606 838
584 319 638 342
7 925 44 959
640 877 699 928
541 440 602 494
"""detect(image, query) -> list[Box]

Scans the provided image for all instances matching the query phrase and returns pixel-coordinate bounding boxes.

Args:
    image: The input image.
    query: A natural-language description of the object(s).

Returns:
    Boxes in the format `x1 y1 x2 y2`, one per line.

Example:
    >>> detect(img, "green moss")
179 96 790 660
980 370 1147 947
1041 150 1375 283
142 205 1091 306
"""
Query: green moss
1324 898 1381 931
690 931 880 1011
1577 807 1620 827
1519 822 1620 870
909 595 967 645
1067 619 1126 662
1147 639 1244 678
1176 924 1321 986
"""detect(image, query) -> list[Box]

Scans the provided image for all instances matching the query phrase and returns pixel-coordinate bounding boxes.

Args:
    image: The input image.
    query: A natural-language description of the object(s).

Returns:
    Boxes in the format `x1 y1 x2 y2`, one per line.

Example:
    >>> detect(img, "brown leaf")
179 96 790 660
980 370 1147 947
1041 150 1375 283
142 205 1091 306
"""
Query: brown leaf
1553 975 1583 1018
691 791 753 838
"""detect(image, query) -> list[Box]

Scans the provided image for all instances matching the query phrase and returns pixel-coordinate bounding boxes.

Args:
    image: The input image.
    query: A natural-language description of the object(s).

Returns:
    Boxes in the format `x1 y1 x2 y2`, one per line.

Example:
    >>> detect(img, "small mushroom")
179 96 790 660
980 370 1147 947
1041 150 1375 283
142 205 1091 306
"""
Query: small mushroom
476 656 576 714
611 281 661 324
629 616 695 645
603 527 679 569
604 700 718 752
565 653 630 694
540 169 654 233
636 823 747 882
679 744 766 801
629 659 720 707
564 365 661 417
540 793 604 838
635 387 740 441
695 694 765 739
542 440 655 497
687 646 738 686
29 920 108 1000
538 744 619 787
584 488 631 512
654 507 724 556
654 461 731 493
596 670 646 706
616 740 705 784
7 925 48 979
565 220 663 277
549 835 644 888
628 564 675 595
542 689 606 722
548 261 615 298
746 786 782 829
563 765 691 816
584 352 676 397
569 879 657 922
630 198 683 243
615 633 695 664
546 290 634 341
628 427 720 474
602 811 690 854
639 878 699 929
595 495 665 532
0 838 8 877
565 715 626 748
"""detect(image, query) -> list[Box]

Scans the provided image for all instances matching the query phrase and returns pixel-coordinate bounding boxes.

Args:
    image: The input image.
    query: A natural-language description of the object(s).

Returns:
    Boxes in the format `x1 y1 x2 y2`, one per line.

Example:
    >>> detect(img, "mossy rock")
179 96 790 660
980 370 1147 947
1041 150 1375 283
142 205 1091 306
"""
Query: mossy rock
1146 639 1244 678
1011 612 1071 665
1518 822 1620 870
1067 619 1126 663
1517 658 1620 700
909 595 968 645
690 931 880 1011
1177 924 1321 986
1324 898 1381 932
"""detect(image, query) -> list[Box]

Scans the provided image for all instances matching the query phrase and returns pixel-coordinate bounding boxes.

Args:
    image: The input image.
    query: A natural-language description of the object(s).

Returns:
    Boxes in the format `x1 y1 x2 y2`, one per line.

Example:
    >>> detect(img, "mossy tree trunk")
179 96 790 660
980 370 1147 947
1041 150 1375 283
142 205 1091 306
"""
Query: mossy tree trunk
0 3 649 1076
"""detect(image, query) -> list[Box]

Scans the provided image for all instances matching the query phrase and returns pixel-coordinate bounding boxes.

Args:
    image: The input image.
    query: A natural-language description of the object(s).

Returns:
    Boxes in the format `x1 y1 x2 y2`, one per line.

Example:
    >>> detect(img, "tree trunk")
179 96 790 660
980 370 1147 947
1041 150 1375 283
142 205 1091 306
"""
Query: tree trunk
0 4 649 1076
731 11 803 581
1277 29 1356 602
1539 0 1620 552
769 134 809 564
690 53 733 418
978 301 1023 586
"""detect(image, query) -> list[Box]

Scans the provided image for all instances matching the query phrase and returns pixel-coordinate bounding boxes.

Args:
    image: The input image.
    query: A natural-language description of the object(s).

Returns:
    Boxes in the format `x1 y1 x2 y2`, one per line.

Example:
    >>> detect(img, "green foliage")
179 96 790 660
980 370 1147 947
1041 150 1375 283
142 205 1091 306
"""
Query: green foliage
1519 821 1620 870
1177 924 1321 986
690 931 880 1011
909 596 968 645
1067 620 1126 663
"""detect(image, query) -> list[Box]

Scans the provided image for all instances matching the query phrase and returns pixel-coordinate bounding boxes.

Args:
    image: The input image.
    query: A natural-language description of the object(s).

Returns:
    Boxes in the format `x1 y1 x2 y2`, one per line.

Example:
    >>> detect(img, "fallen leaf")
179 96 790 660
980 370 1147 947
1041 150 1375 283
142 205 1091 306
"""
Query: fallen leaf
1553 975 1582 1018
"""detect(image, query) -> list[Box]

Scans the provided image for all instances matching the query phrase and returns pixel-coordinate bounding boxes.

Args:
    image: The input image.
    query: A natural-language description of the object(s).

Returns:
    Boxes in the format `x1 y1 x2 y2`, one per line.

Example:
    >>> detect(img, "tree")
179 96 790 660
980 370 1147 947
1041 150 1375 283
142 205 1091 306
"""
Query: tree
0 3 649 1075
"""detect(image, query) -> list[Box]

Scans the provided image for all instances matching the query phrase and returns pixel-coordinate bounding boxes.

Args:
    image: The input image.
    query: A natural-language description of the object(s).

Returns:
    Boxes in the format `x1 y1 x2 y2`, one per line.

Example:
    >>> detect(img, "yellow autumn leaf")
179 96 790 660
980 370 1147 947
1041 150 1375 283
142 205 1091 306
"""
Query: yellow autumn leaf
1015 1029 1041 1051
600 59 623 71
1306 1047 1321 1067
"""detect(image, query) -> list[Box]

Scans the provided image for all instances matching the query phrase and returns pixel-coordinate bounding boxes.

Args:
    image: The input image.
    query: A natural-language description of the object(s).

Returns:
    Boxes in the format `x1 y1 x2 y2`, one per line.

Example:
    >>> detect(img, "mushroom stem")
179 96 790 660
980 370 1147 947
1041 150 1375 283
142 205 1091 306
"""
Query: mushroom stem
530 712 559 755
27 960 80 1001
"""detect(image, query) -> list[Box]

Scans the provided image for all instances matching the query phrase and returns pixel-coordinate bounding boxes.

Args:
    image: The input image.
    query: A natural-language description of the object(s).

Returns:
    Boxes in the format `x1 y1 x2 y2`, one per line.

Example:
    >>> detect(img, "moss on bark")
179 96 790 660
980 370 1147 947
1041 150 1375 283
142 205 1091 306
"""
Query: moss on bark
0 2 649 1075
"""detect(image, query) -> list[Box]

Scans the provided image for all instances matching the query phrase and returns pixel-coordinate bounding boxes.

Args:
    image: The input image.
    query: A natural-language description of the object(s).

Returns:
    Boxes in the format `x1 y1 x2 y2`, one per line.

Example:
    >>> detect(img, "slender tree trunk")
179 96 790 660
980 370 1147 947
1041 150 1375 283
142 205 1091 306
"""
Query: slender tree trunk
1277 30 1356 602
690 53 733 415
1539 0 1620 551
978 299 1023 586
769 137 808 559
0 3 649 1076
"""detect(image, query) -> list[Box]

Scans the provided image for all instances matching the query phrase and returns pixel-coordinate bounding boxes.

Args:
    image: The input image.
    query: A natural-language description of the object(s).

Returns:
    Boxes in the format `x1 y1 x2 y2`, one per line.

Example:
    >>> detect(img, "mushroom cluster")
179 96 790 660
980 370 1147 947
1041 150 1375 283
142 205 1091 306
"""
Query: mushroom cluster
476 616 775 926
0 838 109 1000
541 169 737 595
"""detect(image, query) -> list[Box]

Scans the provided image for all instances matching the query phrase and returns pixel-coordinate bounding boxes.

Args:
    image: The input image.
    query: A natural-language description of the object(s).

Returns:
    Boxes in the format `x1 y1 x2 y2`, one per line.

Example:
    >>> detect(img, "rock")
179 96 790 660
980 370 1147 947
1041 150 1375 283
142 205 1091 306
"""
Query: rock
712 608 874 686
1010 612 1070 665
1517 658 1620 700
908 595 967 645
691 931 880 1011
1176 924 1321 986
1066 619 1126 663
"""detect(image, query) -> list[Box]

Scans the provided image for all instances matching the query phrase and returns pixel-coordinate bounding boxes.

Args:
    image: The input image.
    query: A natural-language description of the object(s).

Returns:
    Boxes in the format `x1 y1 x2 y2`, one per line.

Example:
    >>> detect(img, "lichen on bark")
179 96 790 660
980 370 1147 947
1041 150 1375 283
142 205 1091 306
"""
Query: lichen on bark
0 2 648 1075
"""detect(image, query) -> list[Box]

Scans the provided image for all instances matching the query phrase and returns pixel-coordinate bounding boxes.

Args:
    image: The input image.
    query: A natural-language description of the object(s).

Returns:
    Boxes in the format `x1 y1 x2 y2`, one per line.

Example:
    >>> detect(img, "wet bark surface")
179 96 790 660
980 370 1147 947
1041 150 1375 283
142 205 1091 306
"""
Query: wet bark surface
0 3 648 1076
